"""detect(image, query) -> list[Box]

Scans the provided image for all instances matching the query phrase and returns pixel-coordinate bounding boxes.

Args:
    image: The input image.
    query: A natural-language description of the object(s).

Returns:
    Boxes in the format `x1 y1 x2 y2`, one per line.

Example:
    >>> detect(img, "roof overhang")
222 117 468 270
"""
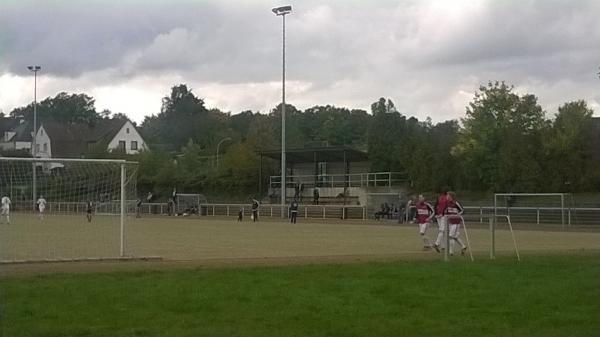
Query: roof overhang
259 146 368 163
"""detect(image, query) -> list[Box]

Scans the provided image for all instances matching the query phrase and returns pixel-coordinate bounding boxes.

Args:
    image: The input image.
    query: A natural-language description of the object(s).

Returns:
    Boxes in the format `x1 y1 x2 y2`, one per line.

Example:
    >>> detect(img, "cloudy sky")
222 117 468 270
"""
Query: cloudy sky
1 0 599 123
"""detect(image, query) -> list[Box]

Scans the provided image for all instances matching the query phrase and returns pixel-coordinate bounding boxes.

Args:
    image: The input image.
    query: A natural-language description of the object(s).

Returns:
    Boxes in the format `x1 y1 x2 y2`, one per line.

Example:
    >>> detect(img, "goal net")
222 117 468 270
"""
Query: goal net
0 157 138 262
175 193 207 215
493 193 573 228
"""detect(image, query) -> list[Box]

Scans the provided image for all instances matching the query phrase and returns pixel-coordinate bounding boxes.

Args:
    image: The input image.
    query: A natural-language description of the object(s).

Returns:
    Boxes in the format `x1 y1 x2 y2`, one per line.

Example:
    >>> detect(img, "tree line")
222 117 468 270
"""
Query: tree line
4 81 599 201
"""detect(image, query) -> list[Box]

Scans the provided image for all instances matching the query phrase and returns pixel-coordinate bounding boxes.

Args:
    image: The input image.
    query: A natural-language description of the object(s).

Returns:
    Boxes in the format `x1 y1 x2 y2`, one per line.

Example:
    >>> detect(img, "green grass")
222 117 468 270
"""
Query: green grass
1 254 599 337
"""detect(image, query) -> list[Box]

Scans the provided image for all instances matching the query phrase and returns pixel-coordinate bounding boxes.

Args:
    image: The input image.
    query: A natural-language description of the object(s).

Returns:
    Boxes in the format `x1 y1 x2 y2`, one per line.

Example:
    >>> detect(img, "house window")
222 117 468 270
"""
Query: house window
35 144 40 153
131 141 138 150
126 128 130 134
41 129 44 136
43 143 47 153
118 141 126 151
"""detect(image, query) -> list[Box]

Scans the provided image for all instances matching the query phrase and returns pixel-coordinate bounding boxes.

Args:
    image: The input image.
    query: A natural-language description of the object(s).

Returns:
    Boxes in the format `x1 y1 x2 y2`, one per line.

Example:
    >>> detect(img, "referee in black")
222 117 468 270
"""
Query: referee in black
290 198 299 224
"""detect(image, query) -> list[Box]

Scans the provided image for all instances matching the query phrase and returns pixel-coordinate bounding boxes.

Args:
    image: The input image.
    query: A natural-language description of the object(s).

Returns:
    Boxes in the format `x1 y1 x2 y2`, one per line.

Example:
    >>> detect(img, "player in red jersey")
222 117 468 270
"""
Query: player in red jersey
413 194 435 250
444 191 467 256
433 187 449 252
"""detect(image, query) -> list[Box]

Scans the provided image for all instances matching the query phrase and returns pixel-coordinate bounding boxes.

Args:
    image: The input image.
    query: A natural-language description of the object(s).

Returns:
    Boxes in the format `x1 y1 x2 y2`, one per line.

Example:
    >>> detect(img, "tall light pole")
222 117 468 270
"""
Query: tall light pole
27 65 41 210
216 137 231 171
272 5 291 215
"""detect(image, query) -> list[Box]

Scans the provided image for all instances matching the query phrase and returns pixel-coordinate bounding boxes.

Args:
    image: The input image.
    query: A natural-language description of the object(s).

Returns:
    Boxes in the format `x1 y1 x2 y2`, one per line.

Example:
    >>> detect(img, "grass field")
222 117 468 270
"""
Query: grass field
1 254 599 337
2 214 600 263
1 215 599 336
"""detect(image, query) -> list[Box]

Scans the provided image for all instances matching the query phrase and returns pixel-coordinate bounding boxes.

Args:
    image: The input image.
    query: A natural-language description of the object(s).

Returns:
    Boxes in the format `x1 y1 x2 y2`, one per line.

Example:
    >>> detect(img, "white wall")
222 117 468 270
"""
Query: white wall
34 126 52 158
106 121 147 154
290 161 371 177
15 141 31 150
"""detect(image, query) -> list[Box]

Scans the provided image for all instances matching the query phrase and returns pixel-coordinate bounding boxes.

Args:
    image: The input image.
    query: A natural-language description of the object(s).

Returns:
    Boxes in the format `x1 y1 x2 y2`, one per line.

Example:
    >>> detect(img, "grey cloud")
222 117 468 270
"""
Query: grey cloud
1 0 598 122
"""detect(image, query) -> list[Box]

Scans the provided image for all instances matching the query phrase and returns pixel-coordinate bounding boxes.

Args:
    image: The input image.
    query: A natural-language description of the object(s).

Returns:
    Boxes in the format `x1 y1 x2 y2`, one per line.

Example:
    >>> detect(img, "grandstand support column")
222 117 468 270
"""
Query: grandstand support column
259 152 263 199
313 152 318 188
120 163 125 257
343 150 348 219
561 194 565 229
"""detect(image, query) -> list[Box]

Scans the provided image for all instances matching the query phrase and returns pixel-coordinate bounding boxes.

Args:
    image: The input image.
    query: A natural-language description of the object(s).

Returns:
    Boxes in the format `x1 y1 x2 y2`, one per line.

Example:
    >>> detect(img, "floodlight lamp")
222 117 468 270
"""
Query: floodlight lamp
272 5 292 16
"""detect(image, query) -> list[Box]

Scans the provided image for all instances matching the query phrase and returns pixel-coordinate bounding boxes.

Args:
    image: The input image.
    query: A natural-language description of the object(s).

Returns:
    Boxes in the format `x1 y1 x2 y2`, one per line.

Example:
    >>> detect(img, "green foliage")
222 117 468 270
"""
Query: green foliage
7 81 599 197
10 92 106 125
545 100 598 191
453 82 548 191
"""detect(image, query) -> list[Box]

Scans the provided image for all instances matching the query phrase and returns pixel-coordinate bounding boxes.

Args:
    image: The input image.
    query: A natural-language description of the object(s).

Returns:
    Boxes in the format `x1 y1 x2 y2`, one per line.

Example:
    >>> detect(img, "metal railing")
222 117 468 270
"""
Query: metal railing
269 172 407 189
461 206 600 227
8 201 600 225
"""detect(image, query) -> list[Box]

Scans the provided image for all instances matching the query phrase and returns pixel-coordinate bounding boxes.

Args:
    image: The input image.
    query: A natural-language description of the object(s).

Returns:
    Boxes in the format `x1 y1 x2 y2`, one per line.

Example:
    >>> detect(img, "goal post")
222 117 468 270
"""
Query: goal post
491 193 572 261
0 157 138 263
175 193 207 215
494 193 571 229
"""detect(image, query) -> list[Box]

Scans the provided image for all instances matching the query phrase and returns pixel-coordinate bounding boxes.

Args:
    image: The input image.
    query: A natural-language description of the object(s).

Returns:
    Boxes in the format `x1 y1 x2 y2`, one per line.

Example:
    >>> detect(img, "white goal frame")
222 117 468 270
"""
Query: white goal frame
175 193 207 214
494 193 570 229
0 157 136 259
492 193 571 262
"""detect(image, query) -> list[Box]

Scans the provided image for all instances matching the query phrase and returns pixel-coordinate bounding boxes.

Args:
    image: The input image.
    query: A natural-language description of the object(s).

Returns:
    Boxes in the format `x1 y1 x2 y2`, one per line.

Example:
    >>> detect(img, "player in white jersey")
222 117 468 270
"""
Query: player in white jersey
37 196 47 220
1 195 11 224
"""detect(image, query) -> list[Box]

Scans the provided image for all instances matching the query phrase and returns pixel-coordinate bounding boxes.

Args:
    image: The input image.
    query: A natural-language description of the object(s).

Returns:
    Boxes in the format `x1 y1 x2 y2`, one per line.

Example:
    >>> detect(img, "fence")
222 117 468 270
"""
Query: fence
269 172 407 189
12 201 600 225
136 203 600 226
11 200 138 215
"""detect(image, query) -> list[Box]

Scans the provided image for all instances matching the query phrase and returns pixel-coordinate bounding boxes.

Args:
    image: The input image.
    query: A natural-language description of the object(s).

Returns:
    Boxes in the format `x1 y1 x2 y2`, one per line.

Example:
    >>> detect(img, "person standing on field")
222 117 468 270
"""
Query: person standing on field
86 201 94 223
1 194 11 224
433 186 449 252
445 191 467 256
251 198 260 222
290 198 299 224
414 194 435 250
37 195 47 220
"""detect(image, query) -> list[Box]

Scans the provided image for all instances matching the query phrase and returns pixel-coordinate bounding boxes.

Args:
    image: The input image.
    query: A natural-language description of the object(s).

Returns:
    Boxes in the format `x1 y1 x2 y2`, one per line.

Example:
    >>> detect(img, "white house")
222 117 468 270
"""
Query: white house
0 118 33 152
35 119 147 159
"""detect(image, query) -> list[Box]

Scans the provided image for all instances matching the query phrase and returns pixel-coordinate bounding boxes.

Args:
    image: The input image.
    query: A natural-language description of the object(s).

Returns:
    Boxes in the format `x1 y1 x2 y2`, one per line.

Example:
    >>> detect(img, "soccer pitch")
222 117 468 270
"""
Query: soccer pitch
1 215 599 336
1 214 600 264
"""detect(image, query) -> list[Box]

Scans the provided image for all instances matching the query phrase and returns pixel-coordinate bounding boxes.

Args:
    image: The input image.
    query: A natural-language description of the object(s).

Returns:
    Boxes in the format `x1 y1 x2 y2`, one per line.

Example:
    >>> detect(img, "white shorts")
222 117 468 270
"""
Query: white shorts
449 223 460 238
39 206 46 213
418 222 428 234
1 206 9 215
436 216 446 231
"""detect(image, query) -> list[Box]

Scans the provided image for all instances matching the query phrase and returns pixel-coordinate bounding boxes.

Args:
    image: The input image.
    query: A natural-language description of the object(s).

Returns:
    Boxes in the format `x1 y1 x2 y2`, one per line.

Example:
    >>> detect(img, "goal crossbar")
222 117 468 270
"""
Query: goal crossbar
494 193 570 229
0 157 136 164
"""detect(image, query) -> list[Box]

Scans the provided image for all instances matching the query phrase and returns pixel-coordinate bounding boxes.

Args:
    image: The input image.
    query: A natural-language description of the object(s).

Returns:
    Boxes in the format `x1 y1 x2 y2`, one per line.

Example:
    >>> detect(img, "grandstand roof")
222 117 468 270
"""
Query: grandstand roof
259 146 368 163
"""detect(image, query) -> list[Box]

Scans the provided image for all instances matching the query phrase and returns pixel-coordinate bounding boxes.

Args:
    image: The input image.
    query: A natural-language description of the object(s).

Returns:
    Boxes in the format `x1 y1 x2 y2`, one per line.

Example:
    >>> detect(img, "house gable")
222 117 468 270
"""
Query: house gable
106 120 147 154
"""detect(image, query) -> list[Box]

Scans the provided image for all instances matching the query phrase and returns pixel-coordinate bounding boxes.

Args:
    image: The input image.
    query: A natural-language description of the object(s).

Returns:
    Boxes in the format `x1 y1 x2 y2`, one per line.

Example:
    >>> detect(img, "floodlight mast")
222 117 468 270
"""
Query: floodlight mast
27 65 41 211
272 5 292 217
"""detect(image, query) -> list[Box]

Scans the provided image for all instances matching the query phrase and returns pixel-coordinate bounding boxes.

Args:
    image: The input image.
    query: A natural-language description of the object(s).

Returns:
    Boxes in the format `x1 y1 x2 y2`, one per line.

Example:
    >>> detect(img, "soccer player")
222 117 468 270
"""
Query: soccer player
414 194 435 250
136 198 143 218
37 195 47 220
290 198 299 224
86 201 94 222
237 208 243 221
433 187 449 253
251 198 260 222
1 194 11 224
445 191 467 256
405 196 416 223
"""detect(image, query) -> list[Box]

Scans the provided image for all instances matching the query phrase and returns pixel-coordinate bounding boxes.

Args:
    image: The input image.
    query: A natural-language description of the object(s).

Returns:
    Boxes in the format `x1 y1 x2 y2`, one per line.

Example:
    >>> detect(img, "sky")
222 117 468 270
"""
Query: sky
1 0 599 124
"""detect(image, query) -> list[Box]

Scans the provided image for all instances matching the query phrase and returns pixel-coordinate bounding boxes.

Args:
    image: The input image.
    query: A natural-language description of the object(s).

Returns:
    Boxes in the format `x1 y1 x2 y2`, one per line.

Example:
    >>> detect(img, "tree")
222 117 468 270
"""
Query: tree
367 98 406 172
452 82 548 191
10 92 104 125
545 100 596 191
